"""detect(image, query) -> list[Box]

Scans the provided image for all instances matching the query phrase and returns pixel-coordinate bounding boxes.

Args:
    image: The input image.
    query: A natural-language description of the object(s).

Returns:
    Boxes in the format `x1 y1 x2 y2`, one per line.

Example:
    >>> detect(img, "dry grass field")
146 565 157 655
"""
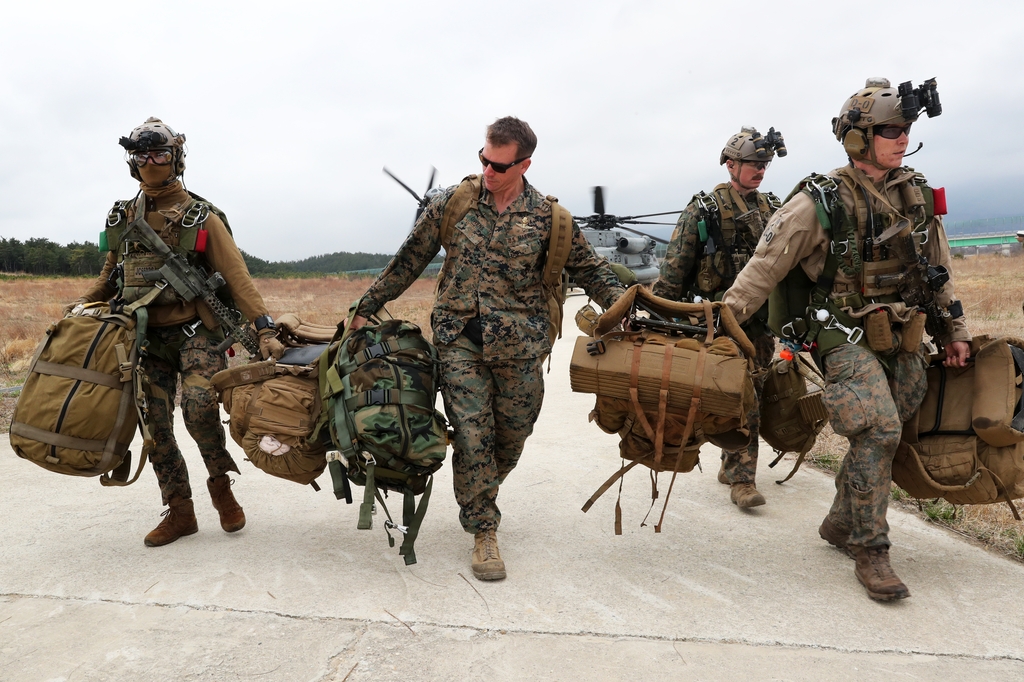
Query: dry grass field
3 253 1024 558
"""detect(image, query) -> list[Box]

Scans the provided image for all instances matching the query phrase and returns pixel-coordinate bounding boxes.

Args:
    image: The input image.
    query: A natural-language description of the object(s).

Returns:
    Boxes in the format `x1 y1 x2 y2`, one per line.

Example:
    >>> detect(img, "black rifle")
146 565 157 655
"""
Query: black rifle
121 216 261 355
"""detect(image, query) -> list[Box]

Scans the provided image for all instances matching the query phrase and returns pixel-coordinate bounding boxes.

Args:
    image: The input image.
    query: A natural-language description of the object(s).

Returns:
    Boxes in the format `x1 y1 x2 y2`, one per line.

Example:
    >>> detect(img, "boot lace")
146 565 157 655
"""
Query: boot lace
481 533 499 561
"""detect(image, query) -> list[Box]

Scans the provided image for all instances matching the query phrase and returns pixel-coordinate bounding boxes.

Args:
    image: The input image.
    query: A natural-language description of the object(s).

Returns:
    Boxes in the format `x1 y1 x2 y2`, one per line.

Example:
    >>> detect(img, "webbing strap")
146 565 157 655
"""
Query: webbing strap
582 460 642 513
358 462 376 529
398 476 433 565
628 340 657 442
654 300 713 533
1008 345 1024 432
544 202 573 288
344 388 431 411
652 341 675 467
31 361 121 389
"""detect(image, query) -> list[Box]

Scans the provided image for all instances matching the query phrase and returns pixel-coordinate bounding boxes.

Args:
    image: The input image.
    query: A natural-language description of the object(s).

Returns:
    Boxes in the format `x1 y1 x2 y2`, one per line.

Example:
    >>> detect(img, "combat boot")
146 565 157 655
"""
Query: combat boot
207 474 246 533
730 482 766 508
852 546 910 601
818 517 852 556
717 458 729 484
144 496 198 547
471 530 506 581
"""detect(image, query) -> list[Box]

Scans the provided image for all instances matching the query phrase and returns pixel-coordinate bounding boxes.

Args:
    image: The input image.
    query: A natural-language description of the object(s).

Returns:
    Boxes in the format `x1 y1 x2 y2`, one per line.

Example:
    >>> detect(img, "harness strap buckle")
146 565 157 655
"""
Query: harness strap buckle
384 520 409 535
182 319 203 338
830 240 850 255
180 203 210 229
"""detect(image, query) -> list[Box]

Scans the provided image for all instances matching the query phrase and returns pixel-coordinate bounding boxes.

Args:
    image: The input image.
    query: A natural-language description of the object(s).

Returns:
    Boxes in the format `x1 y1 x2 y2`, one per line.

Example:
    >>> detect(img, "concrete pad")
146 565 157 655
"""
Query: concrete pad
2 295 1023 680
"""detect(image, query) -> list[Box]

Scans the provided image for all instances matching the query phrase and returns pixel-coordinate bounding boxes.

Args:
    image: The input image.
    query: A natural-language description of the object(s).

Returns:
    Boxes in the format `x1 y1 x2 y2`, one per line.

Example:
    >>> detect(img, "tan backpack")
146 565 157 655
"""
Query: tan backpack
894 336 1024 518
758 352 829 484
211 315 337 488
10 301 155 485
439 175 573 347
570 285 756 532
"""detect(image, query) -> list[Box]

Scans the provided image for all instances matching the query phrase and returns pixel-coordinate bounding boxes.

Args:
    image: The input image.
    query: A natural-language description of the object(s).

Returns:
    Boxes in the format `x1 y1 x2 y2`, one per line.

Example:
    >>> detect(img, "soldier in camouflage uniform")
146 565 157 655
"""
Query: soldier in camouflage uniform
352 117 625 580
653 126 786 509
69 118 283 547
722 79 971 601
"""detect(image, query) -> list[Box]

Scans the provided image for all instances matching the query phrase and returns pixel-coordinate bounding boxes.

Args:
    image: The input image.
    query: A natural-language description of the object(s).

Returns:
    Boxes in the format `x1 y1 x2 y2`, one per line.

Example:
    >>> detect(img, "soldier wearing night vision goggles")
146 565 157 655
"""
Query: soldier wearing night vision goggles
722 78 970 603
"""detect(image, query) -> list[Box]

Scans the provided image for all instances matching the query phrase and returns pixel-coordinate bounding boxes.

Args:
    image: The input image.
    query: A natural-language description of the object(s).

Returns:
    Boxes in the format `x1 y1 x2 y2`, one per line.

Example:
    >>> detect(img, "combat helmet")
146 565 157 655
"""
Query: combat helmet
832 77 942 165
119 117 187 182
720 126 787 165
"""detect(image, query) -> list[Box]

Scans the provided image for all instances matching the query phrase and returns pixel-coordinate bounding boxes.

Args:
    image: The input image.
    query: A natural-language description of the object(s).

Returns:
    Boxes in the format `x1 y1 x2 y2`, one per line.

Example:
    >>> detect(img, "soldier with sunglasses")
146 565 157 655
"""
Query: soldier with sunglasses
721 78 971 601
351 116 625 580
66 117 282 547
653 126 787 510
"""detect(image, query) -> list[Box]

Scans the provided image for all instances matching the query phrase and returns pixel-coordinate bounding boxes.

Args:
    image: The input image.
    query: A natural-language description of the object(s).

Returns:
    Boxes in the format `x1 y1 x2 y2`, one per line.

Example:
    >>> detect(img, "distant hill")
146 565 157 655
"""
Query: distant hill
241 250 397 276
0 236 399 277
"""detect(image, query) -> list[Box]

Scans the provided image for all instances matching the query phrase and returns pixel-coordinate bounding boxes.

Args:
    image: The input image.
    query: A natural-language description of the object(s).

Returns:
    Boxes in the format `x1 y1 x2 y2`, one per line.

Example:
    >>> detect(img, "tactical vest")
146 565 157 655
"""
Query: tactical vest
438 175 573 349
691 183 781 299
101 191 231 308
768 168 941 359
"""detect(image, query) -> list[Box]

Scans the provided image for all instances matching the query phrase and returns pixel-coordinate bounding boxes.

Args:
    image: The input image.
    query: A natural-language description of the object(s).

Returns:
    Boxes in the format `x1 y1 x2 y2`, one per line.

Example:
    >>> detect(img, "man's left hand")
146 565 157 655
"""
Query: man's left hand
258 328 285 360
943 340 970 368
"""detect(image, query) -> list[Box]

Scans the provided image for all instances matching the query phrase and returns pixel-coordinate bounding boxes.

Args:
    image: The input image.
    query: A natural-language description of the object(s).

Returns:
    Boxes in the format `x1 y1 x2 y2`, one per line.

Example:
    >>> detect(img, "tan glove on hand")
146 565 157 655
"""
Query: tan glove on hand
258 328 285 360
61 297 89 317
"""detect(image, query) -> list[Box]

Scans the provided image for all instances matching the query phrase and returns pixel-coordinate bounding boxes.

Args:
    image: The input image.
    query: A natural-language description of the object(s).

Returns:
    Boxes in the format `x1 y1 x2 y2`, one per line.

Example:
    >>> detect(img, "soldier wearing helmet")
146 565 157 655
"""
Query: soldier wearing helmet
66 117 284 548
653 125 787 511
722 78 970 602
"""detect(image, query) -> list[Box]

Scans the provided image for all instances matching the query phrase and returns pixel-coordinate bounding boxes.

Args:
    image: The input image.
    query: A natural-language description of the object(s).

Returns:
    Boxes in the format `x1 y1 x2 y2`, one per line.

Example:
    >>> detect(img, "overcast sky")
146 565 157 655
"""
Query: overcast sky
2 1 1022 262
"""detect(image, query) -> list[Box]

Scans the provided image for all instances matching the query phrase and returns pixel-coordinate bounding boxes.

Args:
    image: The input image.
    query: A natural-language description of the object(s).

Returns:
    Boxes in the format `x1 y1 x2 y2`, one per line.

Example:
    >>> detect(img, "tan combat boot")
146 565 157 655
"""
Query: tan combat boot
730 482 766 508
717 458 729 485
208 474 246 533
144 496 199 547
818 517 852 556
852 546 910 601
471 530 506 581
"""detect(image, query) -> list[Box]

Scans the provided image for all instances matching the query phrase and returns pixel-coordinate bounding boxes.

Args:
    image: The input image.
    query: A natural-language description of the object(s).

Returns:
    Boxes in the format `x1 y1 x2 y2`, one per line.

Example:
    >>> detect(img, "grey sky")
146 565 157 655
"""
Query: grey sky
2 1 1021 261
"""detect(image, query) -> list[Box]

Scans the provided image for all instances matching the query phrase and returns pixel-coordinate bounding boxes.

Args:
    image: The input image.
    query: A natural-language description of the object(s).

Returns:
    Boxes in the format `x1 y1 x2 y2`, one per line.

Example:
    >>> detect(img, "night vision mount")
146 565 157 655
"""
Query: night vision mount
118 130 169 152
751 127 788 159
898 78 942 121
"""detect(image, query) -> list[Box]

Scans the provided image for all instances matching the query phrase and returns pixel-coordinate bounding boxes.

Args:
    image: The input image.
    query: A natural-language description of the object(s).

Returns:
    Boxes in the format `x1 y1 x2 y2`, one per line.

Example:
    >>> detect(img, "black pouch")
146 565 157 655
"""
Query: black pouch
461 316 483 346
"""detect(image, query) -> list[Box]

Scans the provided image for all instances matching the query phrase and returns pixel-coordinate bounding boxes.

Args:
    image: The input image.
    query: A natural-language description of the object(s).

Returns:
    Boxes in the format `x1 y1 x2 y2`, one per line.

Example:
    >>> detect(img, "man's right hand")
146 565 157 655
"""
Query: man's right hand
350 315 368 331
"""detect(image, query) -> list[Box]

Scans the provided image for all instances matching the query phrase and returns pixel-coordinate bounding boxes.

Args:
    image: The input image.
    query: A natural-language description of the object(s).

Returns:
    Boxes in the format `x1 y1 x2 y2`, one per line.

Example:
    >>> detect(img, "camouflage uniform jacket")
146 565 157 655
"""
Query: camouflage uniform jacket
723 165 971 348
80 180 269 330
358 178 625 362
653 183 779 302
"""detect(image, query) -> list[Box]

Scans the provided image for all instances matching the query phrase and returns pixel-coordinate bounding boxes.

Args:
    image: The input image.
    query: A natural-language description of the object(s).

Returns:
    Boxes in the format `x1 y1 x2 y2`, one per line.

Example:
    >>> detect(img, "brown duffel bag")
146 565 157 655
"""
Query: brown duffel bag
571 285 755 533
893 335 1024 518
212 315 337 487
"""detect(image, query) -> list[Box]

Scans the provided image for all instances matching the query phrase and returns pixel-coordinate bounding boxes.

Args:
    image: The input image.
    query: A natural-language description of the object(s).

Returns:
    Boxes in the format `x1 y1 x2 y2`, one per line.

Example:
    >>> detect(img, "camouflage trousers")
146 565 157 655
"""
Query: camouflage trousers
821 343 927 549
143 325 239 506
721 333 776 484
438 335 545 534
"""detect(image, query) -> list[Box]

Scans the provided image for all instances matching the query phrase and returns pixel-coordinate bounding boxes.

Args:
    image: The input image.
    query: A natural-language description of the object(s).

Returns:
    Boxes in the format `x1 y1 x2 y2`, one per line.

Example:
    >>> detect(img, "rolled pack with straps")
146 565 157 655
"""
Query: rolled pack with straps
570 285 755 533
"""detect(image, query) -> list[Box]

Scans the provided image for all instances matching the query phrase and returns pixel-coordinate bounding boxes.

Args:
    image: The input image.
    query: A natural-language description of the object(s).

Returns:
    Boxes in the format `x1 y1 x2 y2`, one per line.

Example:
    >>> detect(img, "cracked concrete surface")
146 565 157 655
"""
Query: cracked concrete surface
3 296 1024 680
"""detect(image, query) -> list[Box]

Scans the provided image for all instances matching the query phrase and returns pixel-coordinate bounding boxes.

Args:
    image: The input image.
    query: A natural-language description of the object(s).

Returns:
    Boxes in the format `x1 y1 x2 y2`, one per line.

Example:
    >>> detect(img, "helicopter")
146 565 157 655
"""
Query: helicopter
572 186 682 285
383 166 443 226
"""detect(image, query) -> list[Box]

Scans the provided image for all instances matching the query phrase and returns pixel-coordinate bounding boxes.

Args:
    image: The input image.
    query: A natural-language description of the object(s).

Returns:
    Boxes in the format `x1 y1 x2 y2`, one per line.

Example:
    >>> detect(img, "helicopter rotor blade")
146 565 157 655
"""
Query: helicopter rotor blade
593 186 606 215
621 220 679 225
383 167 424 204
423 166 437 196
613 224 669 244
620 209 687 220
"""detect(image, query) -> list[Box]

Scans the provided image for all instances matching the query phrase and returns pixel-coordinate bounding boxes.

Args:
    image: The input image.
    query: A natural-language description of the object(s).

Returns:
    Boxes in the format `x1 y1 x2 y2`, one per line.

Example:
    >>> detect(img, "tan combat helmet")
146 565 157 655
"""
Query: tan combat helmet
720 126 787 165
832 77 942 165
119 117 187 181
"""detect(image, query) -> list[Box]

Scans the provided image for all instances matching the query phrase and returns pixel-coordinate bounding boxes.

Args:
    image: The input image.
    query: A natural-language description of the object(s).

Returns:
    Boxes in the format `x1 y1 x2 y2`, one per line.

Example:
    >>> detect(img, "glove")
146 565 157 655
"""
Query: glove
258 328 285 360
61 297 89 317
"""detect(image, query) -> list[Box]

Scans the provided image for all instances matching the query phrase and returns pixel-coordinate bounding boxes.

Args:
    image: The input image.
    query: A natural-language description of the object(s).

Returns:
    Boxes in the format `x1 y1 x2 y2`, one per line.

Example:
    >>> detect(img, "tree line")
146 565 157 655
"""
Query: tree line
0 236 397 277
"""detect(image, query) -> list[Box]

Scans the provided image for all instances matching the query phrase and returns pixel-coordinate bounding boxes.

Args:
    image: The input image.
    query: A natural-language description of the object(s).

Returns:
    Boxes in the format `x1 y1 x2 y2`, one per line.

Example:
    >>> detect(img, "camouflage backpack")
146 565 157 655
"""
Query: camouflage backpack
316 304 448 565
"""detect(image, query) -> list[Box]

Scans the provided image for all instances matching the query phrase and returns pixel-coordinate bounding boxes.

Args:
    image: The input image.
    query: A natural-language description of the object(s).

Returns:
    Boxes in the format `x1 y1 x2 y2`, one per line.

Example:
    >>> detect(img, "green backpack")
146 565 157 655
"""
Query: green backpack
316 305 448 565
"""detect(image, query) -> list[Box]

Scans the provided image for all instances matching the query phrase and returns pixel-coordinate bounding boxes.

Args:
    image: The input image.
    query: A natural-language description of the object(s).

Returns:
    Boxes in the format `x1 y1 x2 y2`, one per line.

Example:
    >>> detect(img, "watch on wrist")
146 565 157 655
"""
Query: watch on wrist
254 314 275 331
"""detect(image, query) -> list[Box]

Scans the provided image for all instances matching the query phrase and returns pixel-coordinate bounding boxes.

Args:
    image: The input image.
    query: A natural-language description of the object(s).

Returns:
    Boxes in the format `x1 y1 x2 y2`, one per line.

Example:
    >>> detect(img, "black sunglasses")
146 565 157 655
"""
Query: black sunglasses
874 124 912 139
478 148 531 173
740 160 771 171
